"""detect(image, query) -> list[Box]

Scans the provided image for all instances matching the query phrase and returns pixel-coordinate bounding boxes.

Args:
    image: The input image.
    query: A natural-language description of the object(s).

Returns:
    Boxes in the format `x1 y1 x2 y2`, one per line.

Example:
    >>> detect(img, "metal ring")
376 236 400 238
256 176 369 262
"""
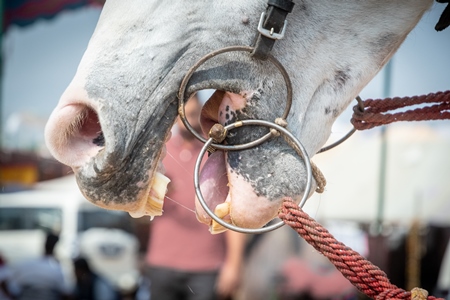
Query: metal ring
194 119 312 234
317 96 364 154
317 128 356 154
178 45 293 151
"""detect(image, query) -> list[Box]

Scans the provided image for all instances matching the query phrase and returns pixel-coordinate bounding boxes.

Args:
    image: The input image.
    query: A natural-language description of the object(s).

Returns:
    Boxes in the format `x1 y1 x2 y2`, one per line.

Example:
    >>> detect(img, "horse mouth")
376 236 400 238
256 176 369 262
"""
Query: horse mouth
194 90 232 233
194 89 278 233
46 89 283 232
127 90 239 231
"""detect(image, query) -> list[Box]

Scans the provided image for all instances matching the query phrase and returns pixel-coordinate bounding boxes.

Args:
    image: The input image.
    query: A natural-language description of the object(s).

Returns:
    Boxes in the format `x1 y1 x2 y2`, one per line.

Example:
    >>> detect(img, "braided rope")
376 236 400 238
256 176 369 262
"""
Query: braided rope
351 90 450 130
279 199 444 300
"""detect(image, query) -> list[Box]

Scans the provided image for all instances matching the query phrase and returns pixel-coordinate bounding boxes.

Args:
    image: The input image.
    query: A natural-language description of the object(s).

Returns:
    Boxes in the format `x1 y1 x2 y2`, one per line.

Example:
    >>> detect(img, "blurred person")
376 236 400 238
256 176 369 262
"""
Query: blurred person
72 257 120 300
276 256 357 300
9 232 71 300
0 254 13 300
134 274 151 300
145 95 247 300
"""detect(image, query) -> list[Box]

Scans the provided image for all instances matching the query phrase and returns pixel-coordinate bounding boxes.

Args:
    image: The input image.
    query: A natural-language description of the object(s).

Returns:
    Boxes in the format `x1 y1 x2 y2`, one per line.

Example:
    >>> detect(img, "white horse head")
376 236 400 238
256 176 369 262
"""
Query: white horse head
45 0 443 232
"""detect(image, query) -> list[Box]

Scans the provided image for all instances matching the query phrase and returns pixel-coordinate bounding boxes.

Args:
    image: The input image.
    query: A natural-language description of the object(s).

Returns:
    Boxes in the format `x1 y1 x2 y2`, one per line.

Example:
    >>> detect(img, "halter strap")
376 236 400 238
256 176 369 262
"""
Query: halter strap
435 0 450 31
251 0 295 60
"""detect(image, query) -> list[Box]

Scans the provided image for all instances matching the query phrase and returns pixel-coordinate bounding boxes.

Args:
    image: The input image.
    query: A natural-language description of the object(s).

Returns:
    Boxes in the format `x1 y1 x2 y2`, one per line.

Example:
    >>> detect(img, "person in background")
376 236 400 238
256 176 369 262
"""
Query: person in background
72 257 120 300
0 254 13 300
145 95 247 300
9 232 71 300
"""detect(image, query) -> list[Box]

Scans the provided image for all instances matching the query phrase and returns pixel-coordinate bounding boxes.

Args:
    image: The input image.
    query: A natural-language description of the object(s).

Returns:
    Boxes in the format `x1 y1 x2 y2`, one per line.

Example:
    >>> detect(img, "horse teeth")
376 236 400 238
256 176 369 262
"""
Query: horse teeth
128 172 170 219
210 202 230 234
150 172 170 200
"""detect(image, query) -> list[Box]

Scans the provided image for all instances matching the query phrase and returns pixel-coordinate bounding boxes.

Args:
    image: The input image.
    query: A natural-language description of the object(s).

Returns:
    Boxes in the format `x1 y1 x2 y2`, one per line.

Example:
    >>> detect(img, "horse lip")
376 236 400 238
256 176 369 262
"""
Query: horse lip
73 97 176 212
75 140 167 213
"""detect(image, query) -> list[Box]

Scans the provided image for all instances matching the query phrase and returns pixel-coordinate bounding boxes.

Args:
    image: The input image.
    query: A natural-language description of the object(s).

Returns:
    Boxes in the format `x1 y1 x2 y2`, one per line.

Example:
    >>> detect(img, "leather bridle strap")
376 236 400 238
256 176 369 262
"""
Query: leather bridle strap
251 0 295 60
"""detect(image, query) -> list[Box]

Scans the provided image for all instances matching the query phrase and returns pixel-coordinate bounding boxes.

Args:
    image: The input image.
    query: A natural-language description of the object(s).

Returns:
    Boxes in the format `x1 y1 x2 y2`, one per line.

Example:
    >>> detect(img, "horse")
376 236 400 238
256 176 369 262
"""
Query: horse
44 0 448 232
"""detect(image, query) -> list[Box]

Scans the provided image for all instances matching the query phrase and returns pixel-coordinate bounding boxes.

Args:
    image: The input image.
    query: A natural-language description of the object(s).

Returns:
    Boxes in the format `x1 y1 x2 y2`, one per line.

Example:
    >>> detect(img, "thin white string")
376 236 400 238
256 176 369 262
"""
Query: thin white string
165 149 191 176
164 195 196 214
163 148 196 214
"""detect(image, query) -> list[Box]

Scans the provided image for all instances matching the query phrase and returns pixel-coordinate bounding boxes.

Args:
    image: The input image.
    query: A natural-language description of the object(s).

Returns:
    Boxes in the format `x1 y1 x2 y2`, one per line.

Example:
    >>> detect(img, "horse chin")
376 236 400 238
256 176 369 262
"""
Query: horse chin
194 154 288 234
193 147 302 234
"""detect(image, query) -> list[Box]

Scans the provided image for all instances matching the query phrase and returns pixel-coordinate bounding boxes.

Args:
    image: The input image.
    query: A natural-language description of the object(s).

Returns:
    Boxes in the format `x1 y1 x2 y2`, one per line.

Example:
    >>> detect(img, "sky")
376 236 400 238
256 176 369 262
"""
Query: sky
1 3 449 152
1 7 102 151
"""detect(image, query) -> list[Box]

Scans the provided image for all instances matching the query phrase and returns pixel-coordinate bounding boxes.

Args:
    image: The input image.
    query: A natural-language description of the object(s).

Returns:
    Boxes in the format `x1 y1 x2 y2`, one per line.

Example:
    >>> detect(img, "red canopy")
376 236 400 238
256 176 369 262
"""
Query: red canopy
3 0 105 32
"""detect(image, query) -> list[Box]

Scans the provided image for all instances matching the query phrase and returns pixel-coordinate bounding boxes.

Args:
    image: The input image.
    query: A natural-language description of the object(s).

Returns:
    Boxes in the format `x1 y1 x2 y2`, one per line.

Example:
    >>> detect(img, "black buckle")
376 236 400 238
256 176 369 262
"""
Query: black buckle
251 0 294 60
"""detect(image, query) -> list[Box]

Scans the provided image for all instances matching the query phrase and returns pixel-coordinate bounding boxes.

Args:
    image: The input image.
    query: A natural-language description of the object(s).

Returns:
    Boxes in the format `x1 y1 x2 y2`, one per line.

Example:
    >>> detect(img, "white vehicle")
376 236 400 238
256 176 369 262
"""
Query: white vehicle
0 175 140 293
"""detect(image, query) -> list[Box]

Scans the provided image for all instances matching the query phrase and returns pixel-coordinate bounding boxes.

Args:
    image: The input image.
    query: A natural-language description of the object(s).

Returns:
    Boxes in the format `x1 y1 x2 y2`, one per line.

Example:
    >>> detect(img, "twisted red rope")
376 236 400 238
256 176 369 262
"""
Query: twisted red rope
279 199 444 300
351 90 450 130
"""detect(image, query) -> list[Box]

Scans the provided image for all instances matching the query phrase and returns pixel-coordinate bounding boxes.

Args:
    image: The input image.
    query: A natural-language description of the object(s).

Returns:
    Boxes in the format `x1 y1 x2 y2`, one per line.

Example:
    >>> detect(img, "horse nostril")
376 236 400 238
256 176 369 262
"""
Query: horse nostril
75 106 103 147
76 107 102 142
45 104 105 167
93 131 105 147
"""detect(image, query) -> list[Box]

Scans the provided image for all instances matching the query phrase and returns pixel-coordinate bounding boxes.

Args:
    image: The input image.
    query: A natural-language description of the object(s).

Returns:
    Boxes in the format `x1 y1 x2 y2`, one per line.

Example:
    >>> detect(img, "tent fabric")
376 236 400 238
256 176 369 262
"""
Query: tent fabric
3 0 105 32
305 124 450 225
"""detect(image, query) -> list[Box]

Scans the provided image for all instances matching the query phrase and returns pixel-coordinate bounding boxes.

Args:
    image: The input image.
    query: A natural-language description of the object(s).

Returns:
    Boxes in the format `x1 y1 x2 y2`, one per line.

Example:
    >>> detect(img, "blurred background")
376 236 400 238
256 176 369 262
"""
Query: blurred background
0 1 449 300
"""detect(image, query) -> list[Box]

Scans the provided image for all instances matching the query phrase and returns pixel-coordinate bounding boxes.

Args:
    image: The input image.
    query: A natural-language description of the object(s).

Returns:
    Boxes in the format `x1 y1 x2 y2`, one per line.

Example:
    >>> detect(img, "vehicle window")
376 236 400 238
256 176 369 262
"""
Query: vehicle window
77 210 133 233
0 207 62 232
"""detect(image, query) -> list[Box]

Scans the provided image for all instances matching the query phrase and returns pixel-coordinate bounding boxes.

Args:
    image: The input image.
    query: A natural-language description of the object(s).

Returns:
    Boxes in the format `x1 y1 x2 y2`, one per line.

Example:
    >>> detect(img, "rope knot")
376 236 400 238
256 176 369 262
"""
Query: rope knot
270 118 288 136
411 288 429 300
275 118 288 127
208 123 227 143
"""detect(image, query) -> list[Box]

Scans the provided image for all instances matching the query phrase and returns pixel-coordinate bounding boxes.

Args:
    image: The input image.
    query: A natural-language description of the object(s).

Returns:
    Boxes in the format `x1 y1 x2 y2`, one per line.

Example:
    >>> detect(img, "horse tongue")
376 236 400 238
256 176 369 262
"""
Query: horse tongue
195 91 249 231
194 150 229 226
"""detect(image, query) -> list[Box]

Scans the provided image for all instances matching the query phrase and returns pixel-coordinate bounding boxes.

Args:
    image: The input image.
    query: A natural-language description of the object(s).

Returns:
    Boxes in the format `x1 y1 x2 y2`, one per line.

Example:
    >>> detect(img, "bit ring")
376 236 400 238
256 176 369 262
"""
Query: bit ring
194 119 312 234
178 45 293 151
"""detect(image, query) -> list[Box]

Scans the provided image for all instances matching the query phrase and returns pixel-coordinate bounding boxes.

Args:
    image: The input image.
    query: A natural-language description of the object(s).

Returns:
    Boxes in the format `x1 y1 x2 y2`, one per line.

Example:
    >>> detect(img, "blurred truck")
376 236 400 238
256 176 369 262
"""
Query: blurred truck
0 175 142 294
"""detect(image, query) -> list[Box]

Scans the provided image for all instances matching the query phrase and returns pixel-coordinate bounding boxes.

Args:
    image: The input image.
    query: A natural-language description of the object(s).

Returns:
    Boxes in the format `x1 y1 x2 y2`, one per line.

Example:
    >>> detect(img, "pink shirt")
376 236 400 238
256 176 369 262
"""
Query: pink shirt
146 133 226 271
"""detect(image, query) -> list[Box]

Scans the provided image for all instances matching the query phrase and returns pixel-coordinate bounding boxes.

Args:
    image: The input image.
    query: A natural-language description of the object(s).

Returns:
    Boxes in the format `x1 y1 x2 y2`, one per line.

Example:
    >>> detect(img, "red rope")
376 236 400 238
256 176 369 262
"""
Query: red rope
351 90 450 130
278 199 444 300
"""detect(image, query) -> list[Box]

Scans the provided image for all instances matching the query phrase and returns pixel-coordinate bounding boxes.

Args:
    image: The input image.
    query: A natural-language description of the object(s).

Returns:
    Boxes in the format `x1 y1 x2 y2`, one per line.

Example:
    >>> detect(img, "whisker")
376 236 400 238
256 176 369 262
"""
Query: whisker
165 195 196 214
165 150 192 176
